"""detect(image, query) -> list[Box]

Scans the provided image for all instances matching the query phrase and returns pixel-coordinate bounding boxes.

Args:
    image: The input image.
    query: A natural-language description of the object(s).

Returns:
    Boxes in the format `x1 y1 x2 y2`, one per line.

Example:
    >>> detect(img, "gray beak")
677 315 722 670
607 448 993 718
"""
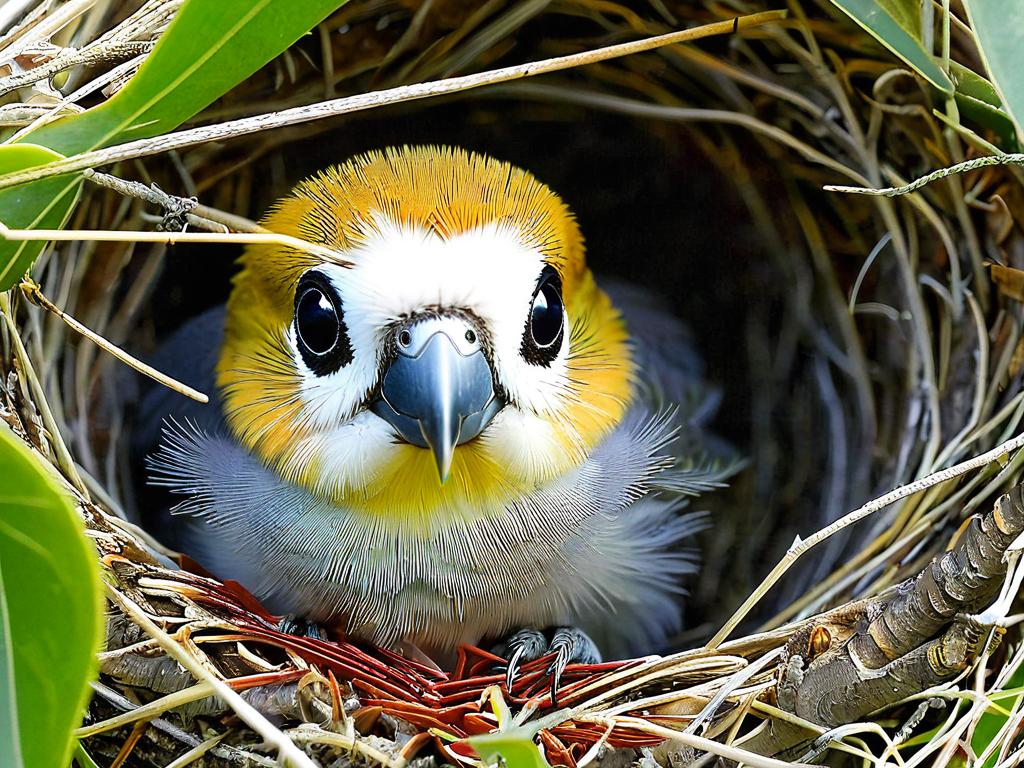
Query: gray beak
370 315 503 483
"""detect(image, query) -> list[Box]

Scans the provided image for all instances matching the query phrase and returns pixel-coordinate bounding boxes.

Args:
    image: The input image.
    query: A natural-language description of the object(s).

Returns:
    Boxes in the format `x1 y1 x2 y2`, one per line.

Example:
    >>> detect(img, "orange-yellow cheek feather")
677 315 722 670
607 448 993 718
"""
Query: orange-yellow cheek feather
216 146 633 528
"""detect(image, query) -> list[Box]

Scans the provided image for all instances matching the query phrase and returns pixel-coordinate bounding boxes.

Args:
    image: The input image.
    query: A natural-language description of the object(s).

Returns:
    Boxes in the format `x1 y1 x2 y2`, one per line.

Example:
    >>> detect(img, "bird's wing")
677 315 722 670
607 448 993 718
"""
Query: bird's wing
603 277 741 475
131 305 227 460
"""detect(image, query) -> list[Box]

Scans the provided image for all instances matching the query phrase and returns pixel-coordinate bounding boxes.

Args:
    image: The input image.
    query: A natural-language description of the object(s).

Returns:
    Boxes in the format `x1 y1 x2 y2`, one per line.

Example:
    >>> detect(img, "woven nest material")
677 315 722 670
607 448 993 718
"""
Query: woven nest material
2 0 1024 766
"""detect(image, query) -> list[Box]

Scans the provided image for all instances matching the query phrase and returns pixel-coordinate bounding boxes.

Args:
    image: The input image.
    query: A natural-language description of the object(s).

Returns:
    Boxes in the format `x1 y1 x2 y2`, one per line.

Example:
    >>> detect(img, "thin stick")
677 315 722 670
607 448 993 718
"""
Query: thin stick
75 682 217 737
106 584 317 768
824 154 1024 197
18 279 209 404
287 728 403 768
0 220 347 264
575 715 797 768
0 291 88 496
83 169 262 233
0 10 788 191
163 734 225 768
706 430 1024 648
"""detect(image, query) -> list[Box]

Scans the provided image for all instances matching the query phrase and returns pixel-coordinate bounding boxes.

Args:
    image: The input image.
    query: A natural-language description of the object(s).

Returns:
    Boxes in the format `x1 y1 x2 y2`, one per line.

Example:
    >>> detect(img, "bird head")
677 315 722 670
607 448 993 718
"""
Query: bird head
217 146 633 526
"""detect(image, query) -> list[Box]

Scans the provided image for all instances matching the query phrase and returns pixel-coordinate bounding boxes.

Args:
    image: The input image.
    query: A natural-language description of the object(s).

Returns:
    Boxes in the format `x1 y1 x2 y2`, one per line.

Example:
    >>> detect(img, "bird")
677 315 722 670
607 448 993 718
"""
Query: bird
136 145 735 686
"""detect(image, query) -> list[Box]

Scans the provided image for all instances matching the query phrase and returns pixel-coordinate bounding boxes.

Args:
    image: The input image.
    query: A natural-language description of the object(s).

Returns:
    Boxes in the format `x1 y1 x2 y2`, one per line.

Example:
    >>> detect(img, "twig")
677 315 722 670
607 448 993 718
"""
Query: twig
0 0 98 56
83 170 220 232
707 430 1024 648
0 40 154 97
76 681 216 737
0 219 347 264
163 734 225 768
575 715 798 768
287 726 403 768
88 680 276 766
83 169 261 233
0 10 788 191
18 278 209 404
0 290 87 496
105 584 317 768
824 154 1024 197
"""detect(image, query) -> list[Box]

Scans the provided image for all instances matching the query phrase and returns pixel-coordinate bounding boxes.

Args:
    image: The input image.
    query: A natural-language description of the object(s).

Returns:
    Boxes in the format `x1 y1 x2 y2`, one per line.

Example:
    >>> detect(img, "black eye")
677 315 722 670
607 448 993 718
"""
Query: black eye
294 271 353 376
296 288 338 354
521 266 564 367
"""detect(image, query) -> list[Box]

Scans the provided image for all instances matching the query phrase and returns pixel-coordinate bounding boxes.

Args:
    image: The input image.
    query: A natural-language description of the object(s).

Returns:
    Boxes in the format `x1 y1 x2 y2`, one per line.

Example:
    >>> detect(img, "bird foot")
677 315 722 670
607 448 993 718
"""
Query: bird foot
277 614 328 641
498 626 601 706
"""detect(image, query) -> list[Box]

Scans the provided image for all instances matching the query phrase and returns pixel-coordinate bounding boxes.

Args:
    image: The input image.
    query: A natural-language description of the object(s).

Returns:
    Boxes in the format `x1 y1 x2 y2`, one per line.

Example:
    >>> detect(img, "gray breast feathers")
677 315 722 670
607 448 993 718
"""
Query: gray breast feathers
148 409 732 657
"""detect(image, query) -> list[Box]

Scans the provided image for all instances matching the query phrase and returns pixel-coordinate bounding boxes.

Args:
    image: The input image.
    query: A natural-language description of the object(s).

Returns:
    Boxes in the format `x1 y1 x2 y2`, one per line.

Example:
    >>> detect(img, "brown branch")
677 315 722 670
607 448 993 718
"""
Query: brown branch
746 484 1024 759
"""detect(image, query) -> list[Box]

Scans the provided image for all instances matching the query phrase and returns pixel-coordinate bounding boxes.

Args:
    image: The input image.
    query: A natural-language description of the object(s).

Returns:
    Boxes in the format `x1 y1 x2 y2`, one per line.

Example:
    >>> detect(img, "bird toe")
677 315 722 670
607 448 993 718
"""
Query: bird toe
497 625 602 704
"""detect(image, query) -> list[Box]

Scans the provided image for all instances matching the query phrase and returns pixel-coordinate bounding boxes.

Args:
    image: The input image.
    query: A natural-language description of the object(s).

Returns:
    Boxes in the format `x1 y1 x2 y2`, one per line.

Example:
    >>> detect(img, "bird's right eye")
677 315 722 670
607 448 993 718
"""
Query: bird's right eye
297 288 338 354
294 271 353 375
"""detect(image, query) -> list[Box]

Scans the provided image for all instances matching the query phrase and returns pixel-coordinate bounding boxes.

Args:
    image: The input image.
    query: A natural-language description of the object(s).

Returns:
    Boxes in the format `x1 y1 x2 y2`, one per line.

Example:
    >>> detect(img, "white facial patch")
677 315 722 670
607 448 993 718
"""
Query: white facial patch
284 215 575 486
296 215 571 413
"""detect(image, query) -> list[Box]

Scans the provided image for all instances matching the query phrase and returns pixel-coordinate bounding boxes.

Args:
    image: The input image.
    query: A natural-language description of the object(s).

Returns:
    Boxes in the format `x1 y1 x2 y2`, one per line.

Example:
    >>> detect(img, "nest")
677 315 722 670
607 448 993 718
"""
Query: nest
2 0 1024 766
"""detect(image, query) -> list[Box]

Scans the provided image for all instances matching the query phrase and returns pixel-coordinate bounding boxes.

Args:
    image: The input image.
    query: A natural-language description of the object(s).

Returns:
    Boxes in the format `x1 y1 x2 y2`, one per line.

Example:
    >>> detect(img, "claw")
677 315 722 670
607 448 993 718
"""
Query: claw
546 630 573 706
497 626 601 703
546 652 568 707
500 628 548 692
505 644 525 692
546 627 601 706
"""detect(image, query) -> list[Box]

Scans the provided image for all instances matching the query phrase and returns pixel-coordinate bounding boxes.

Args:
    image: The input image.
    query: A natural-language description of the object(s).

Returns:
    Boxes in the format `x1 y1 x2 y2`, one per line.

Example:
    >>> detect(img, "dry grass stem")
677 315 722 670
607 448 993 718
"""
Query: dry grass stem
18 278 209 403
0 10 787 191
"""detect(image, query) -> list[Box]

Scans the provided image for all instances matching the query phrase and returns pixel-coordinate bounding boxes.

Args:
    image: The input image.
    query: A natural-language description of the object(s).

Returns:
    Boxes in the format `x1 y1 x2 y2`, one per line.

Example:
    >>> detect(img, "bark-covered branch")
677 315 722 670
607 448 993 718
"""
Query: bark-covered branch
746 484 1024 759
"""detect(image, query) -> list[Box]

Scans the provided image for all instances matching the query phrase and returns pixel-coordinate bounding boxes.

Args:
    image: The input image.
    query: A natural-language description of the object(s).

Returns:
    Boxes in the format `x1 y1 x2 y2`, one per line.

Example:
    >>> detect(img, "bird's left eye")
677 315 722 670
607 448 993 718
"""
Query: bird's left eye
294 271 353 375
521 265 564 367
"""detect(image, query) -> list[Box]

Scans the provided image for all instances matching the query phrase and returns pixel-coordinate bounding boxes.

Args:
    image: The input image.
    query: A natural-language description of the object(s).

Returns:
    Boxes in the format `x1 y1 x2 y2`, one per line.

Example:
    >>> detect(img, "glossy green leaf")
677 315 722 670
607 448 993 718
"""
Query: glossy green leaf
948 63 1018 149
954 93 1019 150
950 62 1002 107
962 0 1024 145
73 741 103 768
0 422 104 768
467 731 552 768
1 0 346 292
828 0 953 94
466 708 570 768
0 145 81 291
19 0 346 155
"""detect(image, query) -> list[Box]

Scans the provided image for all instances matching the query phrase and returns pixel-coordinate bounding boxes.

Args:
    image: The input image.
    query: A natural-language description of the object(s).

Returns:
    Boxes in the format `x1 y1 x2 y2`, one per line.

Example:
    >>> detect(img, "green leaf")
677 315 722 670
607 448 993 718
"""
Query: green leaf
970 665 1024 768
962 0 1024 146
828 0 954 94
0 145 81 291
1 0 346 292
73 741 103 768
944 63 1018 150
0 422 104 768
467 732 552 768
466 708 570 768
950 62 1003 107
19 0 346 155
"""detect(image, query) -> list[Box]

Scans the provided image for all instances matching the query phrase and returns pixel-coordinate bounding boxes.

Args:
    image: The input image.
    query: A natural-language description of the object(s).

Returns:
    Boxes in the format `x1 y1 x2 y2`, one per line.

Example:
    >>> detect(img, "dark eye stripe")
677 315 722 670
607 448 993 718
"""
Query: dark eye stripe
520 265 564 367
294 271 353 375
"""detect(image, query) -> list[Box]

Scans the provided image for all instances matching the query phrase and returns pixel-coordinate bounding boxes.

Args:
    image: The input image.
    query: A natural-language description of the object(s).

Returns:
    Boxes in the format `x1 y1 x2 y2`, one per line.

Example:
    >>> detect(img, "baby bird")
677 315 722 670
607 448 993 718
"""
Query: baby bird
138 146 732 682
